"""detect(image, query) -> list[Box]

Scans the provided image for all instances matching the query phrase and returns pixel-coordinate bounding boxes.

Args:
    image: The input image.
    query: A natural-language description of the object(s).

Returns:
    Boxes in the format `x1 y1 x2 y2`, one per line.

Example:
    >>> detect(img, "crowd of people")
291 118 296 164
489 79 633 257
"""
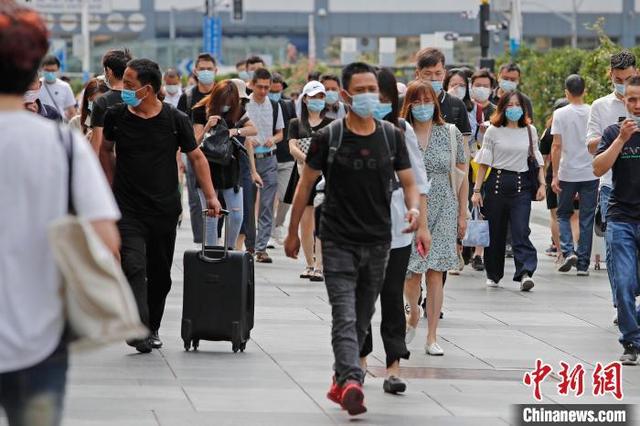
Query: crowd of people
2 0 640 422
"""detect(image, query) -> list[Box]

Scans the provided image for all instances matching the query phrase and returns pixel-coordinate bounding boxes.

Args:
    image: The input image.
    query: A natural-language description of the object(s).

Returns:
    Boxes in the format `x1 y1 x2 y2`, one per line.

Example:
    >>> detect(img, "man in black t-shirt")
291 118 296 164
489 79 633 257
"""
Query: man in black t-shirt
90 49 132 153
177 53 218 243
594 76 640 366
284 62 422 416
490 62 534 121
100 59 221 354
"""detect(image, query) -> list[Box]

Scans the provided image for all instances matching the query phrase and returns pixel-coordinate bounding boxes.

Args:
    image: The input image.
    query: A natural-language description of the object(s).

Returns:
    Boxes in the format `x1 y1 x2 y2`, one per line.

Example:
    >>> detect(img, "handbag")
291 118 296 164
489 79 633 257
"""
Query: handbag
462 207 490 247
526 125 541 201
48 126 147 349
201 118 234 166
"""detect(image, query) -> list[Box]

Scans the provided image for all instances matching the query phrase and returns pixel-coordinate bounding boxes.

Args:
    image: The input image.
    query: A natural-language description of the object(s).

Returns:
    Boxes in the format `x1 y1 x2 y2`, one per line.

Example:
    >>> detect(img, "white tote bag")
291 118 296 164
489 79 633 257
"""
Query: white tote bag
48 126 146 350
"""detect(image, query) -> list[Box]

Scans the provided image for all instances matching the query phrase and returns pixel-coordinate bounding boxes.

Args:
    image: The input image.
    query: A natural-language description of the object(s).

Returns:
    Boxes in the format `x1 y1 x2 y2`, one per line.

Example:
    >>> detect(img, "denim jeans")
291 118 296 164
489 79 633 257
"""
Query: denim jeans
557 179 599 271
255 156 278 252
322 240 390 385
185 157 203 244
0 341 68 426
606 221 640 348
198 187 243 248
600 186 616 306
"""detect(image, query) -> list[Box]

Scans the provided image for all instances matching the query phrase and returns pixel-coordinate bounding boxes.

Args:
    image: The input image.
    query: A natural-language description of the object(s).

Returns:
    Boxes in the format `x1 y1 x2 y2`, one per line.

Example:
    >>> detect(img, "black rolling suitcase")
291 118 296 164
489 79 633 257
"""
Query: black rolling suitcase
182 210 255 352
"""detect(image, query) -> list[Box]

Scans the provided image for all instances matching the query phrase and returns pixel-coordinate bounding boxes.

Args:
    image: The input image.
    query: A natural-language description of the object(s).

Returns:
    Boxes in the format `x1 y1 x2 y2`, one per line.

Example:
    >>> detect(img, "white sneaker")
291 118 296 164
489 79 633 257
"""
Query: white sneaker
271 226 284 245
577 270 590 277
405 326 416 344
613 308 619 326
486 279 499 288
520 276 535 292
425 342 444 356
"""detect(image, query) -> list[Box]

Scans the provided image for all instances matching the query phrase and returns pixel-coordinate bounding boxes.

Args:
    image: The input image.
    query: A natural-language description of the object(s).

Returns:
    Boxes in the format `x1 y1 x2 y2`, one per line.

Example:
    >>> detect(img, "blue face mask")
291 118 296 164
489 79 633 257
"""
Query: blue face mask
505 106 524 122
430 80 443 93
307 98 326 113
411 103 435 122
121 86 146 107
222 105 231 113
348 92 379 118
325 90 340 105
268 92 282 103
43 71 57 83
614 82 626 96
198 70 215 85
238 70 250 81
373 102 392 120
499 79 518 93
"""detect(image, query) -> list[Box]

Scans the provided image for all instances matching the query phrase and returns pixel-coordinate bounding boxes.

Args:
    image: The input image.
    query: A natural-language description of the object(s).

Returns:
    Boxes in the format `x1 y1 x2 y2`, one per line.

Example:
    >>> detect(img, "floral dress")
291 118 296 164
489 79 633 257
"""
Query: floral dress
407 123 465 274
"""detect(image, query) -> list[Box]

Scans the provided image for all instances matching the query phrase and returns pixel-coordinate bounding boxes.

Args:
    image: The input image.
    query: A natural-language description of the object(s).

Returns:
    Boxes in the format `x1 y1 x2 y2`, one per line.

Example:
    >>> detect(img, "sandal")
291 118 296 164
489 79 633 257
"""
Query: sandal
309 269 324 282
300 266 314 279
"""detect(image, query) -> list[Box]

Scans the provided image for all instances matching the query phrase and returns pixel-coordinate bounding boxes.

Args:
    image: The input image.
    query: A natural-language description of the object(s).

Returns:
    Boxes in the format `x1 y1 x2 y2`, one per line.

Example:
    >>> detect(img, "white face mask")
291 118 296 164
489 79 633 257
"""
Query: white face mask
470 86 492 103
449 86 466 100
23 90 39 104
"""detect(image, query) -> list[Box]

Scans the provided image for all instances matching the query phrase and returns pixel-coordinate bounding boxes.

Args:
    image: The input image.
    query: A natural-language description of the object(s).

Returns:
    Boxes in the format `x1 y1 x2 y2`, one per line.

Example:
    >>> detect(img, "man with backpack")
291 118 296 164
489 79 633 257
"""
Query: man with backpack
284 62 421 416
99 58 221 353
245 68 284 263
177 53 218 243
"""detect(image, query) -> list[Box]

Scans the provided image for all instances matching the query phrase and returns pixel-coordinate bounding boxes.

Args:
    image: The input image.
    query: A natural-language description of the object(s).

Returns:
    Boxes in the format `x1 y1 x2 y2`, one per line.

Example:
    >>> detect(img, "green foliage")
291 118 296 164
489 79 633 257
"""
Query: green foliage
272 58 330 95
496 19 637 130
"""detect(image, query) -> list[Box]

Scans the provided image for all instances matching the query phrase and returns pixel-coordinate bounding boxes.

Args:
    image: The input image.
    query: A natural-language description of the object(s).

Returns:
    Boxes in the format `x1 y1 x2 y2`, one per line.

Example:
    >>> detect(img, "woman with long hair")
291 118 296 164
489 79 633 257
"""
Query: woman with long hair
192 80 258 247
359 69 430 393
69 78 108 136
286 81 333 281
402 80 466 356
472 91 545 290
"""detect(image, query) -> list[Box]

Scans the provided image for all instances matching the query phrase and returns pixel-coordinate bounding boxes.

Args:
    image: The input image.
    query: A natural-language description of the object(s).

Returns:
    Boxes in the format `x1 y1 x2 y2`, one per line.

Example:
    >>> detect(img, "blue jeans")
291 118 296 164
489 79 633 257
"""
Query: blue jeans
185 157 203 244
606 221 640 348
600 186 616 306
557 179 598 271
198 187 244 248
0 341 68 426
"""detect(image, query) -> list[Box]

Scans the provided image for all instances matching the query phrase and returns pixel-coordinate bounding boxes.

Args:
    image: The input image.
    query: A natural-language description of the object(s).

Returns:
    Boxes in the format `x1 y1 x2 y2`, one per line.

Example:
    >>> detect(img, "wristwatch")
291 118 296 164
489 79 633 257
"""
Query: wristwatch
473 188 482 193
236 128 242 137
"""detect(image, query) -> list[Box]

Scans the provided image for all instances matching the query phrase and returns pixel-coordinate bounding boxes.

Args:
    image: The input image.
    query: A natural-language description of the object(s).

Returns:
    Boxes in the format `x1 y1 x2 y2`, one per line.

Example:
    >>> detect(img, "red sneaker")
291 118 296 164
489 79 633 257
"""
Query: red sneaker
326 376 343 405
340 380 367 416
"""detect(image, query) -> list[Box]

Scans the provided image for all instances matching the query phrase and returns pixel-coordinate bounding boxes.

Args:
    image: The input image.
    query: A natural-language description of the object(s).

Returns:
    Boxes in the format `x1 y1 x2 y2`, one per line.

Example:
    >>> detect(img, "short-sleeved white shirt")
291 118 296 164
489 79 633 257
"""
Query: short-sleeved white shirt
245 94 284 154
587 92 627 188
0 112 120 373
39 78 76 116
474 125 544 172
550 103 596 182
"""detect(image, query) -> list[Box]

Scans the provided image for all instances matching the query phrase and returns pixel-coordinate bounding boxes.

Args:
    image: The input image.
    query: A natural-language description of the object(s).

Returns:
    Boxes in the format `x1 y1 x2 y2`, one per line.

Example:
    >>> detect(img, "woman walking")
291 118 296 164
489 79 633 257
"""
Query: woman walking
402 80 467 356
359 69 430 393
192 80 258 247
471 92 546 290
286 81 333 281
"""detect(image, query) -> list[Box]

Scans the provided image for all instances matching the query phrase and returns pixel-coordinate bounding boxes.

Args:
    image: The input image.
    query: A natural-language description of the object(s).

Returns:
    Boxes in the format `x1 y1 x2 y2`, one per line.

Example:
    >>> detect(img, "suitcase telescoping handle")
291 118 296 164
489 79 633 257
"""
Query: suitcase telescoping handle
200 208 230 262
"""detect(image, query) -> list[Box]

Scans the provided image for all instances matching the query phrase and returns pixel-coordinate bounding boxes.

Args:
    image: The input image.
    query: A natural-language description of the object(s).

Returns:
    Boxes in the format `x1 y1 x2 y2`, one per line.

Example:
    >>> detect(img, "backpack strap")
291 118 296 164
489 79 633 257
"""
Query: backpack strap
270 99 280 136
186 87 194 111
325 119 344 186
379 119 398 192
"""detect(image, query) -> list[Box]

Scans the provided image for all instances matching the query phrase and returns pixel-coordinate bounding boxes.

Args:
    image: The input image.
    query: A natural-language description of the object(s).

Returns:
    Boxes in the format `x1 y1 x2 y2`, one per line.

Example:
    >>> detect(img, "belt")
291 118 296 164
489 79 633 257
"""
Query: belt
254 151 275 159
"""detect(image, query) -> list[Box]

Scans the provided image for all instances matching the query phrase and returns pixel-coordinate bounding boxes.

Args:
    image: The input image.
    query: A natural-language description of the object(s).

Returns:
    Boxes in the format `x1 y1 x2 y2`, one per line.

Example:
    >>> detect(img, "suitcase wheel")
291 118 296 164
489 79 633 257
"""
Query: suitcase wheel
184 340 191 351
239 342 246 352
232 343 239 353
192 339 200 351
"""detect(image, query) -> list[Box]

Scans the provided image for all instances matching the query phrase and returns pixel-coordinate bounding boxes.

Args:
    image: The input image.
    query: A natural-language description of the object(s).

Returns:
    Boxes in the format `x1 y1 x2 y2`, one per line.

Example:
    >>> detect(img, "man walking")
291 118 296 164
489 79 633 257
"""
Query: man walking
594 75 640 365
245 68 284 263
100 58 221 353
90 49 132 153
178 53 218 244
285 62 421 416
491 62 534 121
162 67 182 107
38 55 76 121
551 74 598 275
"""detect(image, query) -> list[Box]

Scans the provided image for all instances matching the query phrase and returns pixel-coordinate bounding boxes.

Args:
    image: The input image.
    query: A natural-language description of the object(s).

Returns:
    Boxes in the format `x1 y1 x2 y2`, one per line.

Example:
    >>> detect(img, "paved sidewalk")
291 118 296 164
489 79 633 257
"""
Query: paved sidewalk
10 203 640 426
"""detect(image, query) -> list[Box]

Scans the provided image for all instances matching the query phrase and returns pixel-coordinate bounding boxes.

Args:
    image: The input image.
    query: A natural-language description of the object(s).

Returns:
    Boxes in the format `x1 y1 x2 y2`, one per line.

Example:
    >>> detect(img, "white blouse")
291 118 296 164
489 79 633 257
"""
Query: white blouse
473 124 544 173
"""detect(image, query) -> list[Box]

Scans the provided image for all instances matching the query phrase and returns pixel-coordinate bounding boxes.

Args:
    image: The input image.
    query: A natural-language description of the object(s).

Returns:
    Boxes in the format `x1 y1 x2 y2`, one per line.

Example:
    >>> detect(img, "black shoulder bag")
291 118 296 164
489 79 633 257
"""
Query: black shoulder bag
201 118 234 166
526 125 541 201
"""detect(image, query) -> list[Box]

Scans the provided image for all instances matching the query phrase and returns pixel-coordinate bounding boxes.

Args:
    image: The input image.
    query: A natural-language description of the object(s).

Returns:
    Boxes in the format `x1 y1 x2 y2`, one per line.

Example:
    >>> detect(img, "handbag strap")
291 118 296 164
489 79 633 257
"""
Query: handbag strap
448 123 457 196
526 124 535 161
56 124 75 215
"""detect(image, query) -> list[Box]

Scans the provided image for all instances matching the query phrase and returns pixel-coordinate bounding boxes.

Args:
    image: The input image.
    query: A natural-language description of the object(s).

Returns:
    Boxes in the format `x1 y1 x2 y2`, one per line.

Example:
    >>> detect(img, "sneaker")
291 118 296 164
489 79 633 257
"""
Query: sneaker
558 254 578 272
425 341 444 356
271 226 284 245
448 269 461 276
383 376 407 394
255 252 273 263
520 275 535 292
326 376 343 406
472 255 485 271
267 241 276 249
309 269 324 282
577 269 590 277
405 326 416 344
620 345 639 366
126 338 152 354
545 245 558 256
340 381 367 416
486 279 499 288
505 244 514 258
149 330 163 349
300 266 314 279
